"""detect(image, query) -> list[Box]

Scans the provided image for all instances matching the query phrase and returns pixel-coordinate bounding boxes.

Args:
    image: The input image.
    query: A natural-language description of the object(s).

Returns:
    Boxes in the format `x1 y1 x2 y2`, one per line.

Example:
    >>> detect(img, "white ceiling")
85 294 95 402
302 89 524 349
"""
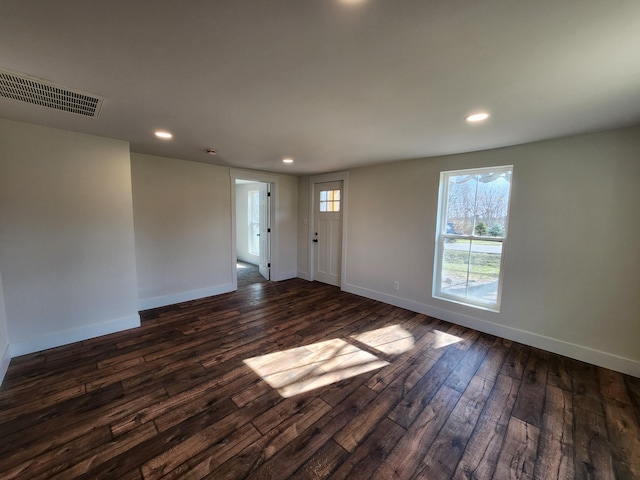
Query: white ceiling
1 0 640 175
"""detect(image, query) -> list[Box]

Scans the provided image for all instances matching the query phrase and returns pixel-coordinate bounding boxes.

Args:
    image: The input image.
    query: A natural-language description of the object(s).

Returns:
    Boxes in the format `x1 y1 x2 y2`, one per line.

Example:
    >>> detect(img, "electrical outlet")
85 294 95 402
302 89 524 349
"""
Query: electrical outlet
393 281 399 291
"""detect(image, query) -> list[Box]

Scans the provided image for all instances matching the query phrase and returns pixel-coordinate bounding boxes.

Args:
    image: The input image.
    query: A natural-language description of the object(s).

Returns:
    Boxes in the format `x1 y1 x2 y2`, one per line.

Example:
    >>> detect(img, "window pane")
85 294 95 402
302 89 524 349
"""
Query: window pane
320 191 327 201
446 175 476 236
440 239 502 303
441 239 471 297
248 190 260 256
250 191 260 223
466 241 502 303
475 175 511 237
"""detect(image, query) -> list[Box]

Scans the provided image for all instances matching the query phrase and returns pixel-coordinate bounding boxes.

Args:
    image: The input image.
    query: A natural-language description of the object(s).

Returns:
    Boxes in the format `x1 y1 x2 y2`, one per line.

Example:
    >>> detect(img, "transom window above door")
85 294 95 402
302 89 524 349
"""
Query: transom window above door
319 190 341 212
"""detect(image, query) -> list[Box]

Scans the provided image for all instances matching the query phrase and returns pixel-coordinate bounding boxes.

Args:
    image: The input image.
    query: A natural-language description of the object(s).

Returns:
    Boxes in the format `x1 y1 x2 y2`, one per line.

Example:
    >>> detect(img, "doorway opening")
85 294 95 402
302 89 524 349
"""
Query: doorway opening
235 179 271 287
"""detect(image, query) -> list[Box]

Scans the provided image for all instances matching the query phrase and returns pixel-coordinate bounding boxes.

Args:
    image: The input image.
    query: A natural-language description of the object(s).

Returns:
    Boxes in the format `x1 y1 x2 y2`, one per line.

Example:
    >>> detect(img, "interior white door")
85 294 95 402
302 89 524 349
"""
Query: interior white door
258 184 271 280
313 181 343 286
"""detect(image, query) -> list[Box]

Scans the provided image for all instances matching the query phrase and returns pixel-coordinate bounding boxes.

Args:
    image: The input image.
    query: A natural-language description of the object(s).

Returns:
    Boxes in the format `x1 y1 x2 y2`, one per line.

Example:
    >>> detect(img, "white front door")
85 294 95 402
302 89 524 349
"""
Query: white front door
313 181 343 286
258 184 271 280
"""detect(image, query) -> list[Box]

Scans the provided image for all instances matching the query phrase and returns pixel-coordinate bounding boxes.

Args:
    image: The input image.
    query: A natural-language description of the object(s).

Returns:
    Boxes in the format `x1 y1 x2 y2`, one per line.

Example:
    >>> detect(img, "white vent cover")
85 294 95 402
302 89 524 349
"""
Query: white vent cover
0 70 104 118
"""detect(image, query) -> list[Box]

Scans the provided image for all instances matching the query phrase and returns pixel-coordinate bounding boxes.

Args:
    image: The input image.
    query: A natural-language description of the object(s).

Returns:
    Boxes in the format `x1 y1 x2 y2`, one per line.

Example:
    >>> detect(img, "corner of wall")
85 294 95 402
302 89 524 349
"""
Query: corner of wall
0 343 10 387
0 269 9 387
138 283 235 311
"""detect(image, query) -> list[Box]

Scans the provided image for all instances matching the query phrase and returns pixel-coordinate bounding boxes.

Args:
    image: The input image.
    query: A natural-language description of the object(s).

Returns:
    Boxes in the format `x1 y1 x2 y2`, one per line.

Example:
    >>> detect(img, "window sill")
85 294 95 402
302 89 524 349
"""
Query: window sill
433 293 501 313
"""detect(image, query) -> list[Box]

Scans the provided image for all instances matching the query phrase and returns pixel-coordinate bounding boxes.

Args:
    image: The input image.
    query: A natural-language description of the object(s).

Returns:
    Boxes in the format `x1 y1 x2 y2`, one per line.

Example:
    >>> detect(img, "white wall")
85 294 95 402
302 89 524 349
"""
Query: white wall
235 182 262 265
297 177 311 280
305 126 640 377
0 268 10 382
131 153 234 310
0 119 140 357
275 174 299 280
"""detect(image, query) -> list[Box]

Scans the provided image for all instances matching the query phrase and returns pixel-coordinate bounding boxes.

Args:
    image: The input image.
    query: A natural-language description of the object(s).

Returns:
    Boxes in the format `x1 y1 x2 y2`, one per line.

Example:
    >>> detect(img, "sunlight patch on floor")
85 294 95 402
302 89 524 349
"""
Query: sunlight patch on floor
434 330 463 349
244 338 388 398
351 324 415 355
246 326 460 398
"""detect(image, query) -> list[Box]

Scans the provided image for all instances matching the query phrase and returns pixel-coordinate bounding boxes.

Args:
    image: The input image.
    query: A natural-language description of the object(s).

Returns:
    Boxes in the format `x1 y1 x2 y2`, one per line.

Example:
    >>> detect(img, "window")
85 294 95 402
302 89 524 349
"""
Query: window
248 190 260 256
433 166 513 311
319 189 341 212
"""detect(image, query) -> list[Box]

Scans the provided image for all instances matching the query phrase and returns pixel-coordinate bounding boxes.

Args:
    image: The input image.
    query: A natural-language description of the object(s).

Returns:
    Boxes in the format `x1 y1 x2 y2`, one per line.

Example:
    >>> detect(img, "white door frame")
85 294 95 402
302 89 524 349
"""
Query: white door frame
308 171 349 287
230 169 279 289
258 183 271 280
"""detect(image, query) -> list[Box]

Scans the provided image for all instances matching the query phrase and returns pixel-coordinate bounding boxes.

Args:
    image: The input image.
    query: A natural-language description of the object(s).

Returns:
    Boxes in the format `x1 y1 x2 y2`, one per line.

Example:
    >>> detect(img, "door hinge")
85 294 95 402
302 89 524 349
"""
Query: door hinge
267 192 271 197
267 228 271 233
268 263 271 268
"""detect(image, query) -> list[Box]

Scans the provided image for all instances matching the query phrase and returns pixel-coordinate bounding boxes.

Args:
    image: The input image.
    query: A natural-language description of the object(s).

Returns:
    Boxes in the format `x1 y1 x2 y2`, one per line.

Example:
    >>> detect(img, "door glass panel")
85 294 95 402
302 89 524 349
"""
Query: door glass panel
320 190 341 212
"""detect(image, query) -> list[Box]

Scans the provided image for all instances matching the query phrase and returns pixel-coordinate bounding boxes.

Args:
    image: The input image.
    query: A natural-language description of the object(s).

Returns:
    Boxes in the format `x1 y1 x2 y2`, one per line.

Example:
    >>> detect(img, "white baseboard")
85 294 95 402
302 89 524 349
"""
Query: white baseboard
342 282 640 378
138 283 235 311
0 343 10 387
9 314 141 358
273 271 298 282
236 254 259 265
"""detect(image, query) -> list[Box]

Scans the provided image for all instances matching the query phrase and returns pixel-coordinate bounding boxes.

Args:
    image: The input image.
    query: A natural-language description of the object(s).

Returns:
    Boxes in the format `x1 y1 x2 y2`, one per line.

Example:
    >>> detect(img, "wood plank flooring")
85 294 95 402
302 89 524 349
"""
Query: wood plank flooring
1 279 639 479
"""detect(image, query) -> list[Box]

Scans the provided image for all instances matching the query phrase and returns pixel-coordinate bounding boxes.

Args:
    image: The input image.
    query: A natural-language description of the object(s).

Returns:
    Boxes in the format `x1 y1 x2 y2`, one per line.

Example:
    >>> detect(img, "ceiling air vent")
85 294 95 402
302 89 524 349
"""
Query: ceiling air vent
0 69 104 118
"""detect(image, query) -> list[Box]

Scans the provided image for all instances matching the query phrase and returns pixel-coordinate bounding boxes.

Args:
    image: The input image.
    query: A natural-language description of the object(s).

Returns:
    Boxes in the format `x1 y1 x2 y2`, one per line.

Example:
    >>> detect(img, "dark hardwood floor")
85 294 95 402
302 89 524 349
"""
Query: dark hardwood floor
0 279 639 479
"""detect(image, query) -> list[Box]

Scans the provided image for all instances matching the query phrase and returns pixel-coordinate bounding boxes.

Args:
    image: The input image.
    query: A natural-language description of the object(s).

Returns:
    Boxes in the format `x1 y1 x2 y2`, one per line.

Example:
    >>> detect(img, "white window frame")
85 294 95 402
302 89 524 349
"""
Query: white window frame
433 165 513 312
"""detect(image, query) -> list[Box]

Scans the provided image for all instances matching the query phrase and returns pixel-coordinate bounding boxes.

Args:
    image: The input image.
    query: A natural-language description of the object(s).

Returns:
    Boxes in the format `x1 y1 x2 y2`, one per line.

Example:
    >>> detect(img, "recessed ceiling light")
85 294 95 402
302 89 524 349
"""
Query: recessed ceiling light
465 113 490 123
283 158 294 164
154 131 173 139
